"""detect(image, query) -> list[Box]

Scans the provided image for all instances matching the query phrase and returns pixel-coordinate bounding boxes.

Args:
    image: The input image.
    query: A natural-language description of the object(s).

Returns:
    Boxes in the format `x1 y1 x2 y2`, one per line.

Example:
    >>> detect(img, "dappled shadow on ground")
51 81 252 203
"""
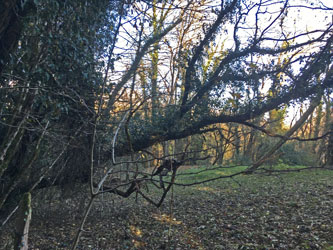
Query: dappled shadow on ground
1 170 333 249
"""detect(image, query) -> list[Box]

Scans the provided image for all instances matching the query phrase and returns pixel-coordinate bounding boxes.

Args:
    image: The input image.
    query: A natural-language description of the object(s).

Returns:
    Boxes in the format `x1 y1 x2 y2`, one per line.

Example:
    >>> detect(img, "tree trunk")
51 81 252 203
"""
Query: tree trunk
312 102 323 153
13 192 32 250
233 124 240 162
325 123 333 167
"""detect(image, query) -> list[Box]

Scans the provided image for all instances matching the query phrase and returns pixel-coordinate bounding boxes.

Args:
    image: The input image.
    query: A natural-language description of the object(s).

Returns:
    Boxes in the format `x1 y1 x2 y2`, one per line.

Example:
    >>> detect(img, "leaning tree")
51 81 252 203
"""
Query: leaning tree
0 0 332 248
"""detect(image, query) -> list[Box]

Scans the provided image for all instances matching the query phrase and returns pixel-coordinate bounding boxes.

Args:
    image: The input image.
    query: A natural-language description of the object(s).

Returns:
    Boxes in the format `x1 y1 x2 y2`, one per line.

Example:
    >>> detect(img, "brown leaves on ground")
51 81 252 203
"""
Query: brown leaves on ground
1 170 333 249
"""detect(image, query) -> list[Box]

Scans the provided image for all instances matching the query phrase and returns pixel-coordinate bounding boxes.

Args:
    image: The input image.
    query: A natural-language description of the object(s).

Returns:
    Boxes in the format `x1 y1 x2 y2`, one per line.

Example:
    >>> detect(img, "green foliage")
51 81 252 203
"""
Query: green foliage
0 0 123 214
252 138 317 167
280 142 317 166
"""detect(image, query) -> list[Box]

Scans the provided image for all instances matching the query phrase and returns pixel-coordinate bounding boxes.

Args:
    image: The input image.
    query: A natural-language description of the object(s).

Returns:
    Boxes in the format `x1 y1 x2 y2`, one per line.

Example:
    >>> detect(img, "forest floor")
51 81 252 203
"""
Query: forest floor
1 165 333 249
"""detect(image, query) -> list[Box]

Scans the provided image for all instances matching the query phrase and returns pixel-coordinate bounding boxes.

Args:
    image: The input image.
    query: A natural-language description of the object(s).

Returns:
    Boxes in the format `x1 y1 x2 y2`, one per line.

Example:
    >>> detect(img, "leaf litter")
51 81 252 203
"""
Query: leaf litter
1 169 332 249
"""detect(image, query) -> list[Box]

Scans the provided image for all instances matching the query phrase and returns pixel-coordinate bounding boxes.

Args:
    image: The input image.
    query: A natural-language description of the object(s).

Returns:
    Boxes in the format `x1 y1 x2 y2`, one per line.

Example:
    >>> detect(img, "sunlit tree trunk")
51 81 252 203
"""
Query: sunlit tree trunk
233 124 240 162
312 101 323 153
326 123 333 167
324 92 333 166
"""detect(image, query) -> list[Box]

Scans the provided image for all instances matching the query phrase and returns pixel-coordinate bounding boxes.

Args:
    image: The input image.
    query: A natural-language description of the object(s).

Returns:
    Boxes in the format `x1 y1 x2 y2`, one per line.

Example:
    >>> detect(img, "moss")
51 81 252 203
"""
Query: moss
21 192 31 216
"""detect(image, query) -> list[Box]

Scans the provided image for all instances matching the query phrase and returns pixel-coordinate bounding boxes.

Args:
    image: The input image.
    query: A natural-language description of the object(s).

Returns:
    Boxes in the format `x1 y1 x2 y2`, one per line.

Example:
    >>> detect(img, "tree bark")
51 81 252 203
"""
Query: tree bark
325 123 333 167
13 192 31 250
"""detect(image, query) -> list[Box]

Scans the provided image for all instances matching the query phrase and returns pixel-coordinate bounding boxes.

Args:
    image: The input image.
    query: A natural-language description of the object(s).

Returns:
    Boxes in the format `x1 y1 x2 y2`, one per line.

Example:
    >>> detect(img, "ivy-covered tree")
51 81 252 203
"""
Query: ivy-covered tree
0 0 123 221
